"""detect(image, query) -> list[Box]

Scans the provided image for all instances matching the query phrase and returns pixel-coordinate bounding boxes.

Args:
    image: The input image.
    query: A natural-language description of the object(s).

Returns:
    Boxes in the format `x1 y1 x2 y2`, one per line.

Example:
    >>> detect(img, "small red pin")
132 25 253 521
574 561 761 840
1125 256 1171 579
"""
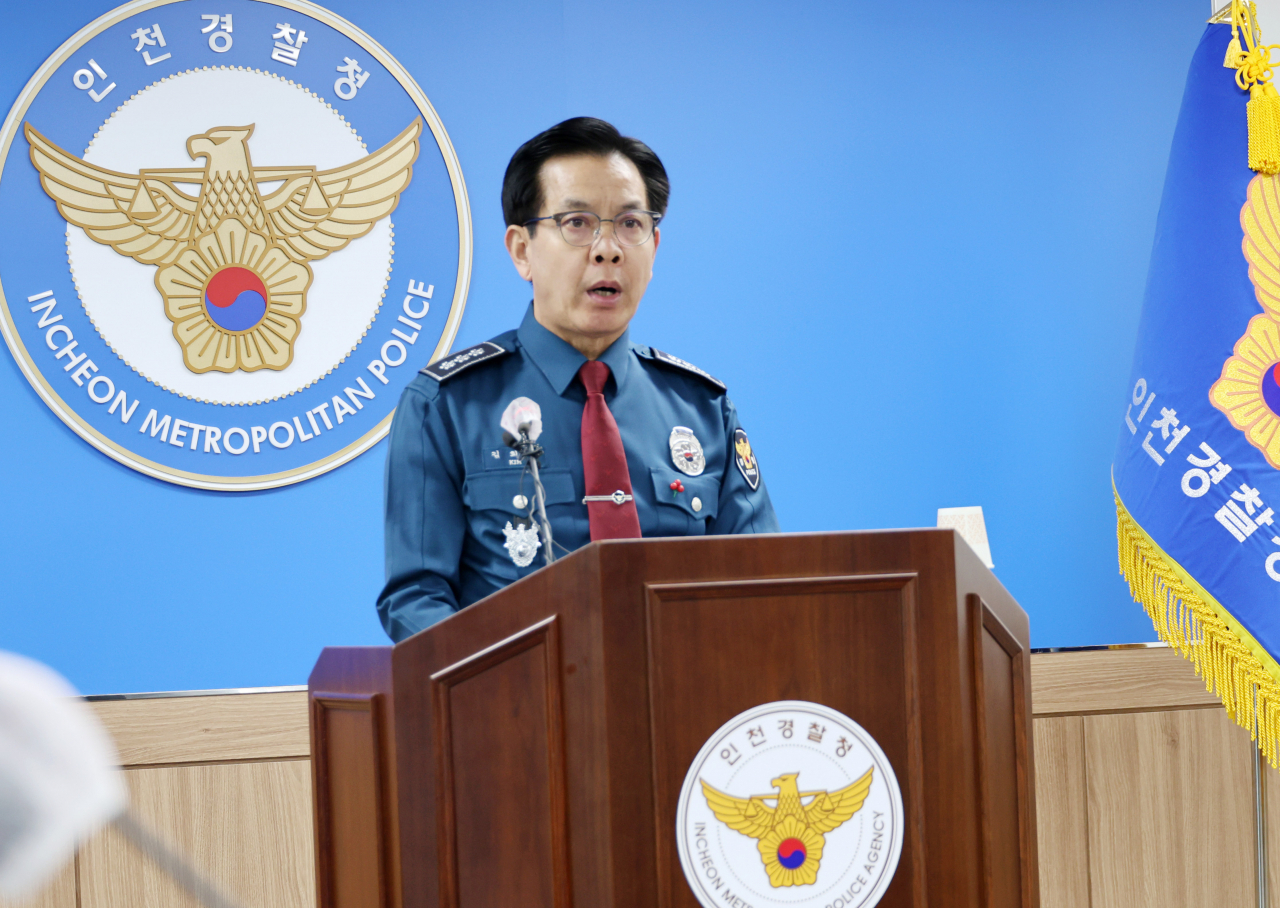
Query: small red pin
669 480 685 496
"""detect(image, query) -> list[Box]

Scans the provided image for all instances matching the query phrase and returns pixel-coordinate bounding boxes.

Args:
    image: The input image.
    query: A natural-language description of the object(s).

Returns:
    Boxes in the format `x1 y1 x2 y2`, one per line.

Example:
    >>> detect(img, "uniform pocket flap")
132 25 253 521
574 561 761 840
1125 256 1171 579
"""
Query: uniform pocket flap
464 468 575 511
650 468 719 520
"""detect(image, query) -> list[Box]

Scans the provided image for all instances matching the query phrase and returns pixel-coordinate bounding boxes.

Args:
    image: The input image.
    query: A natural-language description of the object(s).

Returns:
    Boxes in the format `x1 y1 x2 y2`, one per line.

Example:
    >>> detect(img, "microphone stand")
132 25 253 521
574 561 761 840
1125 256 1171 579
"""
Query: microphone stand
513 428 555 565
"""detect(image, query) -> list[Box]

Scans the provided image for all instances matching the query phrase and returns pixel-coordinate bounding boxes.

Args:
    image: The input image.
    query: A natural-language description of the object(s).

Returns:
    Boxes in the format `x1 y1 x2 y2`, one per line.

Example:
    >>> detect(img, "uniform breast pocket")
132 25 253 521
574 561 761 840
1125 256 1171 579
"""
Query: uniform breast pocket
649 468 720 536
463 468 576 514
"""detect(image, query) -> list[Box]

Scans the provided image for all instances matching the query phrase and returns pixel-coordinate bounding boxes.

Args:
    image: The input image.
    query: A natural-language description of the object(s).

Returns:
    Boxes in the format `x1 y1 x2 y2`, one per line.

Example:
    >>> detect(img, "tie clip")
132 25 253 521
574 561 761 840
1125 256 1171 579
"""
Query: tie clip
582 491 633 506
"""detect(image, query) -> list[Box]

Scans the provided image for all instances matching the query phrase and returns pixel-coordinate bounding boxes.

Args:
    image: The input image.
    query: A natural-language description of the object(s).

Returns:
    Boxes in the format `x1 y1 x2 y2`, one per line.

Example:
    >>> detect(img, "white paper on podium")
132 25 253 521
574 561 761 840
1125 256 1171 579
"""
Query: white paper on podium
937 505 995 569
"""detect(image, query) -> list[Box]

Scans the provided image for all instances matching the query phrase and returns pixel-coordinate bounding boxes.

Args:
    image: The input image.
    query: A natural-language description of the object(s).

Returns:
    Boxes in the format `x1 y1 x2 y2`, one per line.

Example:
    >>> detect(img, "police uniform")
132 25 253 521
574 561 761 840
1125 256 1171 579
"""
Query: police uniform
378 303 779 641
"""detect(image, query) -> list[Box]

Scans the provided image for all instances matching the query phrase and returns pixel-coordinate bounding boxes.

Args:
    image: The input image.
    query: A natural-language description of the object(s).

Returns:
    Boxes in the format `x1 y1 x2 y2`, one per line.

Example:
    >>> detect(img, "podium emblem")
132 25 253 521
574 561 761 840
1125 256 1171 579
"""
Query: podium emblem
676 701 903 908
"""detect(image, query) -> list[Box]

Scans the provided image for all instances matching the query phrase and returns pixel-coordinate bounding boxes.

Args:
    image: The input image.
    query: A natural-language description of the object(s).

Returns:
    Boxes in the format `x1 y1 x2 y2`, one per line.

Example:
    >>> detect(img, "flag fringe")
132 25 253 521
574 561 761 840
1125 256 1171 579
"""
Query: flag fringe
1116 489 1280 765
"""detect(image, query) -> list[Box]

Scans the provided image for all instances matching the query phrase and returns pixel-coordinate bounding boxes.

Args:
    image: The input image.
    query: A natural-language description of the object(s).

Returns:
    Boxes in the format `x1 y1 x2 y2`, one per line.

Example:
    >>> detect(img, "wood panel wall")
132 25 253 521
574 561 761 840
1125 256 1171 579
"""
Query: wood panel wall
0 690 313 908
1 647 1271 908
1032 647 1267 908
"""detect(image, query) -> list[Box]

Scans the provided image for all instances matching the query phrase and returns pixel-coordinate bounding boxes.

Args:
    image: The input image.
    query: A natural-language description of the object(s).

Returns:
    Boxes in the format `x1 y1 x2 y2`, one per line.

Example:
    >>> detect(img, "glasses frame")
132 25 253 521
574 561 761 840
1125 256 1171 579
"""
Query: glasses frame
523 209 663 247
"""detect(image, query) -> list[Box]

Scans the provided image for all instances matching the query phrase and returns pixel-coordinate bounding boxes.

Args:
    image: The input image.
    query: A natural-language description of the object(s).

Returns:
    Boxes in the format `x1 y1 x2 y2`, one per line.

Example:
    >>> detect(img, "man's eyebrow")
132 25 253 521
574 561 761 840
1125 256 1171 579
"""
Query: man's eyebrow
558 200 646 212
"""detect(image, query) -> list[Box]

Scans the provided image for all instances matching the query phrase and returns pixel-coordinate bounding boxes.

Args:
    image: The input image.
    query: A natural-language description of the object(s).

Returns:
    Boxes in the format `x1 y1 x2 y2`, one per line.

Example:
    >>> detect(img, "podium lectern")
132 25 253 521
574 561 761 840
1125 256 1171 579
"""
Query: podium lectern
309 530 1037 908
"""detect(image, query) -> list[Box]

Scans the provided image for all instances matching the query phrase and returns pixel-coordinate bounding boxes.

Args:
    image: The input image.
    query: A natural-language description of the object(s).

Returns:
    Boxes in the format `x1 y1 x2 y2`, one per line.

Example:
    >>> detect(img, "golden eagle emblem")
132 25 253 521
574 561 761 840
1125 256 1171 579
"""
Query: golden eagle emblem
700 769 873 888
24 118 421 374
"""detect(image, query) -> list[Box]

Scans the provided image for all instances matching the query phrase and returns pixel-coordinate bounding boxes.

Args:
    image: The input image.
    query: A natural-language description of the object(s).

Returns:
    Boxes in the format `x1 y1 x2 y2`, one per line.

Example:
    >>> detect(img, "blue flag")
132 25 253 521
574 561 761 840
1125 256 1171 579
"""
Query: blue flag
1116 14 1280 763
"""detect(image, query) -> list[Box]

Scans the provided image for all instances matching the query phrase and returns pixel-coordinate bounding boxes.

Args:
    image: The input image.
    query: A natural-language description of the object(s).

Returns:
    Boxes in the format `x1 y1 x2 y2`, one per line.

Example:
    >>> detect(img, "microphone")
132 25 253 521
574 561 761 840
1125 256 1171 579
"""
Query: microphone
500 398 555 565
501 397 542 445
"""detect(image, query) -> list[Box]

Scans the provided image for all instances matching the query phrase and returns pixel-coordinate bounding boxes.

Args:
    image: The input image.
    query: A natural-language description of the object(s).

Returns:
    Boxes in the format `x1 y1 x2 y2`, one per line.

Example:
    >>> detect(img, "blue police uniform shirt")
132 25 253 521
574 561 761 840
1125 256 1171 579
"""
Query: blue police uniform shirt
378 303 780 641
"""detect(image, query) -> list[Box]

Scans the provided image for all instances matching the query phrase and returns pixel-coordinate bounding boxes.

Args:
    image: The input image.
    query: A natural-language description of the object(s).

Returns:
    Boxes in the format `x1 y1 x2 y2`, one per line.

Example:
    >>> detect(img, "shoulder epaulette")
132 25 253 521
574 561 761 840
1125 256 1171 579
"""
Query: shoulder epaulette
640 346 726 391
421 340 510 382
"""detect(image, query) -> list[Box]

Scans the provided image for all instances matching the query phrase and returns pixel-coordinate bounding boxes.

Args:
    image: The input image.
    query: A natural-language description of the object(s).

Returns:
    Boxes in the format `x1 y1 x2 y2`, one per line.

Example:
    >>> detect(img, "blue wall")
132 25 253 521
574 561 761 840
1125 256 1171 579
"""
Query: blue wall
0 0 1206 694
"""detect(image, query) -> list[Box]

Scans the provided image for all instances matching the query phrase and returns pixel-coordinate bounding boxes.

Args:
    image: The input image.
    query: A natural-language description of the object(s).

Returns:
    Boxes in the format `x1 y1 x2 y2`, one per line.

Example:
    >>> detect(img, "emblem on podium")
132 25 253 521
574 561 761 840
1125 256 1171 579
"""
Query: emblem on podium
676 701 903 908
0 0 471 490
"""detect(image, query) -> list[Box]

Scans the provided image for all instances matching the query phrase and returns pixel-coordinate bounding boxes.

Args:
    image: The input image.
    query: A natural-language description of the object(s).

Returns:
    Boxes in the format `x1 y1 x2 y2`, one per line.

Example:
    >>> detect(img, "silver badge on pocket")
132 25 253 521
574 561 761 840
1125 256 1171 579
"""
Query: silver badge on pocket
669 426 706 477
502 520 541 568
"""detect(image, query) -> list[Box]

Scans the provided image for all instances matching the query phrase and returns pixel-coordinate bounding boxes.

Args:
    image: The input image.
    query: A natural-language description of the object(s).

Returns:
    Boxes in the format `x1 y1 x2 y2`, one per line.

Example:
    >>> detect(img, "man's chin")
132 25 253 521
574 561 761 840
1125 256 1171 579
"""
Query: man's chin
575 303 635 334
582 291 632 312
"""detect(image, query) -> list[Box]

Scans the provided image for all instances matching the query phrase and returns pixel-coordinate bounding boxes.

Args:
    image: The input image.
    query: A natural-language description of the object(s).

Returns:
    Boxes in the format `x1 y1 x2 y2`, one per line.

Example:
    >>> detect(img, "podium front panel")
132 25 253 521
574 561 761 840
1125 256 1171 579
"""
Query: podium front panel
645 574 926 908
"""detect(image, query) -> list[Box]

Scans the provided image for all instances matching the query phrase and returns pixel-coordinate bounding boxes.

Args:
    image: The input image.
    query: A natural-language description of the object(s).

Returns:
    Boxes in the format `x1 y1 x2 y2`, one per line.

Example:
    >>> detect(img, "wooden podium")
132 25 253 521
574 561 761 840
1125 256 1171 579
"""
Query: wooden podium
308 530 1037 908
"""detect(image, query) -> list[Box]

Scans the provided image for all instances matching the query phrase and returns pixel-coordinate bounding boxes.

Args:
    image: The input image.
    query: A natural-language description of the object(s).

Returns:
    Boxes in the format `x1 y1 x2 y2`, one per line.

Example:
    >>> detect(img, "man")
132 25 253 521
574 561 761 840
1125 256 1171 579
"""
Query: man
378 117 778 641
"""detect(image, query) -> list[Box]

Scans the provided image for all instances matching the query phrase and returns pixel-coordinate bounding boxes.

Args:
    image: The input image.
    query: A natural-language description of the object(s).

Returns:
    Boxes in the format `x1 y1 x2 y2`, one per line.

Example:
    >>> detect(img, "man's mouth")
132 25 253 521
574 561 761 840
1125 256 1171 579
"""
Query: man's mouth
587 281 622 301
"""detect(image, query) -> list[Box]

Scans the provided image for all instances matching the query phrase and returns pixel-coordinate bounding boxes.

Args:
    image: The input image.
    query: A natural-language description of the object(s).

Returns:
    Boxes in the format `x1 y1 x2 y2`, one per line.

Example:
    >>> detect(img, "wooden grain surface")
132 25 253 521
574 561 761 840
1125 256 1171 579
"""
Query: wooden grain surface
1032 716 1089 908
1267 759 1280 901
83 648 1219 764
0 859 75 908
91 691 309 767
78 760 315 908
1030 648 1220 716
1084 707 1255 908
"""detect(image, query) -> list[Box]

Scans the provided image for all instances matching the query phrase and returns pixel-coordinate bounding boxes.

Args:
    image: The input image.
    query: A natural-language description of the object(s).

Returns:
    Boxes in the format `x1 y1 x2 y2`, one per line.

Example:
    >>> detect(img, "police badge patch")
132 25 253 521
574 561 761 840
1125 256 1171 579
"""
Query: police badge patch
502 520 541 568
734 428 760 490
0 0 471 491
669 426 705 477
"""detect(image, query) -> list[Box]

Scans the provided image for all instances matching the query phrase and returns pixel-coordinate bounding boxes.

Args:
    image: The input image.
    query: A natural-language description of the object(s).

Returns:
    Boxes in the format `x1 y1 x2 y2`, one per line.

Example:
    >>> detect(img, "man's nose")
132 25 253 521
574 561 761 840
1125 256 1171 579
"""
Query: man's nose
592 224 623 264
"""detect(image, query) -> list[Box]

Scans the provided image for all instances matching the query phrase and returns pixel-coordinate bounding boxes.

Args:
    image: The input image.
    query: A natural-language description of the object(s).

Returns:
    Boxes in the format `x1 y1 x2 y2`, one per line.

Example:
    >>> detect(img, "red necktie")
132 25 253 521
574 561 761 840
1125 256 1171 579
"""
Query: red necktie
578 360 641 540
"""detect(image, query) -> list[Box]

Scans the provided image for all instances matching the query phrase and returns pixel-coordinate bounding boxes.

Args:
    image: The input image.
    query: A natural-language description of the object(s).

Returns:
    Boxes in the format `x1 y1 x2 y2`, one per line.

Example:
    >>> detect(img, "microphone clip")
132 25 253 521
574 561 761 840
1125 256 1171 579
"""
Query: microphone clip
516 432 543 465
504 428 543 465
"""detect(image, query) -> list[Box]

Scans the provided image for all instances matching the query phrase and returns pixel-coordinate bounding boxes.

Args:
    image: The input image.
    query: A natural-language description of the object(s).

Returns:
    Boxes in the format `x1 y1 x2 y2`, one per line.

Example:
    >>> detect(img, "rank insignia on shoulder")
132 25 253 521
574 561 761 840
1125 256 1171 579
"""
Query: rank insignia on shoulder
734 428 760 490
649 348 726 391
421 341 508 381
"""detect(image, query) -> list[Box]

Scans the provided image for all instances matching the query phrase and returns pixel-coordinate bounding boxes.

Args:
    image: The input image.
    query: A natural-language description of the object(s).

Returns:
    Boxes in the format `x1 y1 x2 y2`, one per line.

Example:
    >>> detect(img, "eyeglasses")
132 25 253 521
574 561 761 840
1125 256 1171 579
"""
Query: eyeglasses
524 210 662 247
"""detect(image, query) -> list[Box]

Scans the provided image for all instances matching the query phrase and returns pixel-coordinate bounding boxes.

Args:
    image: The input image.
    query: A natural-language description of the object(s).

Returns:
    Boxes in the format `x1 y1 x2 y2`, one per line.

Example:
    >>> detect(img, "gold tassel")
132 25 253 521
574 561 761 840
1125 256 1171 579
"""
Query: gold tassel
1115 488 1280 766
1226 35 1244 67
1250 82 1280 174
1226 0 1280 174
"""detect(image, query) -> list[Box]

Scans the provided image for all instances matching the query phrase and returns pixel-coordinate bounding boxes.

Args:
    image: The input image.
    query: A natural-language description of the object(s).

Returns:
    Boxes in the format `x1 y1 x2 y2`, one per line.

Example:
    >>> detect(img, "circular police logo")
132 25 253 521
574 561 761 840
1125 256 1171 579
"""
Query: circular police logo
676 701 903 908
0 0 470 489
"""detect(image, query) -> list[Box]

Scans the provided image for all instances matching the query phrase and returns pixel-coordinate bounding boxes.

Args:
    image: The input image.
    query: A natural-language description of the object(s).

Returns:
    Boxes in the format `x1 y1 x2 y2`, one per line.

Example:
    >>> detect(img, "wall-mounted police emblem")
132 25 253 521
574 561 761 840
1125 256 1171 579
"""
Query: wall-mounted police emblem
501 520 540 568
734 428 760 490
0 0 471 490
676 700 903 908
669 425 705 477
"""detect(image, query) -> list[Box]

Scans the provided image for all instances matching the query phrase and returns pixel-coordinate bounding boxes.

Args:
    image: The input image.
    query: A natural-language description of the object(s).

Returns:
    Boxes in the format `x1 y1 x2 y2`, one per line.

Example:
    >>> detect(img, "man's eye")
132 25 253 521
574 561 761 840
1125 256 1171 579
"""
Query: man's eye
564 217 589 229
620 217 642 229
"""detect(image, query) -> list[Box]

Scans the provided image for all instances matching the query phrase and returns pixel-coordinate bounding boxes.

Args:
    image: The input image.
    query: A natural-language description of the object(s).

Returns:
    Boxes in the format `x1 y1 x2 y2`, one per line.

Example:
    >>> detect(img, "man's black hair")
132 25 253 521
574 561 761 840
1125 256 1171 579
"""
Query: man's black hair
502 117 670 231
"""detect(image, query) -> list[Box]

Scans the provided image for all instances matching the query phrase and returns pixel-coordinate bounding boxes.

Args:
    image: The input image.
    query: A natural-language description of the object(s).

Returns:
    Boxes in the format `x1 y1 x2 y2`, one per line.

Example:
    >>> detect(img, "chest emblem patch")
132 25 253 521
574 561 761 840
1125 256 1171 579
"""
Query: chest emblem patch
670 425 706 477
502 520 541 568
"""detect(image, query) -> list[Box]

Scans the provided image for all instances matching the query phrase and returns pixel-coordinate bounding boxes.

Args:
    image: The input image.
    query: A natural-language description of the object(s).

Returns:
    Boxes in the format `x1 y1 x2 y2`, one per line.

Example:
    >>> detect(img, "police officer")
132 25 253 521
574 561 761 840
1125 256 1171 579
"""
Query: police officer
378 117 779 641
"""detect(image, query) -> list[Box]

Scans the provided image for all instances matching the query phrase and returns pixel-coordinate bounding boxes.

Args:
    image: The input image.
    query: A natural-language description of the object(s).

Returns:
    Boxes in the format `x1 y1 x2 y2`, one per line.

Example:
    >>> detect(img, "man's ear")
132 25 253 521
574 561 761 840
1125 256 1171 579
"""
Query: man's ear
505 224 534 282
